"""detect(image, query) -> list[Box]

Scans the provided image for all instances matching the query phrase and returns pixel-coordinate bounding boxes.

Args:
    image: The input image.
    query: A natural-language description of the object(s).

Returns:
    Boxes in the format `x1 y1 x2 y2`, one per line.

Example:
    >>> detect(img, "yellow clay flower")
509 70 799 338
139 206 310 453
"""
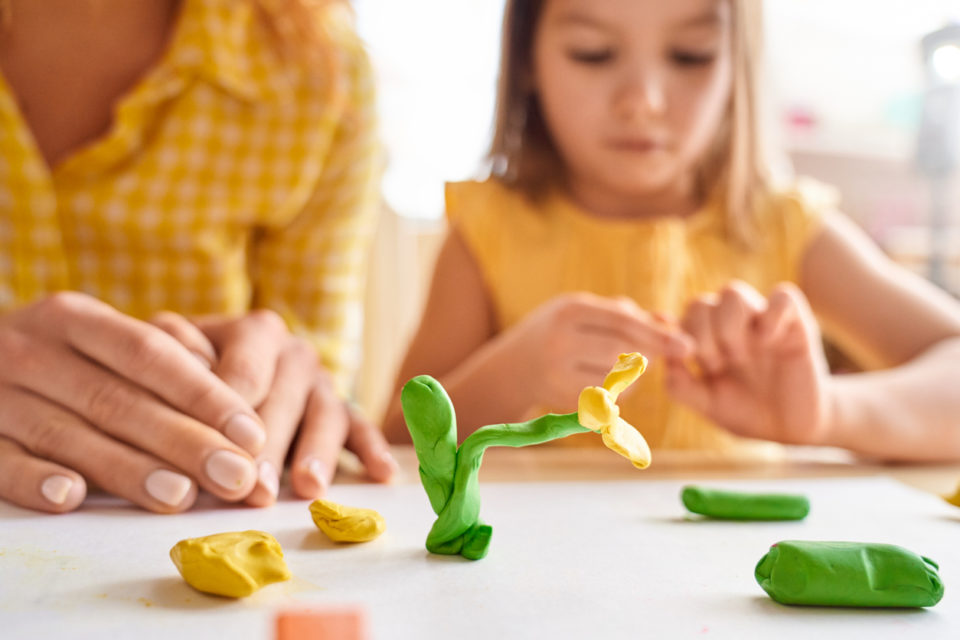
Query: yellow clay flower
577 352 651 469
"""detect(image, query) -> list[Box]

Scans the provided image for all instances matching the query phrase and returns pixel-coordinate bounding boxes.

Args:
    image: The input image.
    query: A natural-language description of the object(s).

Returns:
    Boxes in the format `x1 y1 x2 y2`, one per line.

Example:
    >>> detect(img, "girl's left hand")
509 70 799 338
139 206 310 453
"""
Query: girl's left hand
665 282 833 445
151 310 397 506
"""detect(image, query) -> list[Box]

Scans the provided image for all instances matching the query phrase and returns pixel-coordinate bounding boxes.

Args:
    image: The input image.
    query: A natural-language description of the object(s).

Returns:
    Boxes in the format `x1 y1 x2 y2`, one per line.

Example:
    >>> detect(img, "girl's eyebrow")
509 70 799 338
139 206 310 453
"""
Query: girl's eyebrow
551 12 611 30
676 9 723 30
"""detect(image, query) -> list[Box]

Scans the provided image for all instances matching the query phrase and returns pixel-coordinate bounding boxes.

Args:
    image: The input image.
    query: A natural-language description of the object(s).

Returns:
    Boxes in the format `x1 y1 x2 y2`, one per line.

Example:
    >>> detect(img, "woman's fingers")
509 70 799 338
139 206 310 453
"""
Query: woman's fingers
149 311 217 369
0 387 199 513
0 436 86 513
21 293 266 454
288 373 351 500
195 310 288 408
243 338 316 507
6 340 259 501
344 404 398 483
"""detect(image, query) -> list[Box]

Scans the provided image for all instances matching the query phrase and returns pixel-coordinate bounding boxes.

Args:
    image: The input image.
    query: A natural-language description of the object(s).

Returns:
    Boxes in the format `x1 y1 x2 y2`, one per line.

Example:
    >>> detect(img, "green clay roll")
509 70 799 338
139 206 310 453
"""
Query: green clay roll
681 485 810 521
755 541 944 607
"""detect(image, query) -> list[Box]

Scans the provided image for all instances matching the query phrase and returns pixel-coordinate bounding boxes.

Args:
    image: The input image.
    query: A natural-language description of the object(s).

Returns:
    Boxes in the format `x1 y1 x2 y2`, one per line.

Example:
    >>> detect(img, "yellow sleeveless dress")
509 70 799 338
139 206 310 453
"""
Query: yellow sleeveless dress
445 178 833 455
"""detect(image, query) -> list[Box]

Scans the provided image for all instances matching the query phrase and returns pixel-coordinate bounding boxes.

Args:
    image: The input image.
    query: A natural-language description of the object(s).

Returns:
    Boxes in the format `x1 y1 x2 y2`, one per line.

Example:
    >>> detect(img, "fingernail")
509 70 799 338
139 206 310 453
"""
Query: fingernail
205 450 256 492
191 351 214 369
145 469 192 507
224 414 265 452
306 458 329 492
258 461 279 499
380 450 399 473
41 475 73 505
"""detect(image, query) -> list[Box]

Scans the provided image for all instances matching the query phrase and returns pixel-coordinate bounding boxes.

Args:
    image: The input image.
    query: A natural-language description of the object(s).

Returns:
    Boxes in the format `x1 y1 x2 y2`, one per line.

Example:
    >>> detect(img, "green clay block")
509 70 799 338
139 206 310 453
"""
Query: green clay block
681 485 810 521
755 541 944 607
401 375 590 561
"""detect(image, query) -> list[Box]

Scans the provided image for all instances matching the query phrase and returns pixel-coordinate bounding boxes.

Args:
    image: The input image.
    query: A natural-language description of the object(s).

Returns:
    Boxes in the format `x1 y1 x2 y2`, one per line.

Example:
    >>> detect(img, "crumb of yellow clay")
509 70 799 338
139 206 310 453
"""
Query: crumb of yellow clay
944 485 960 508
577 352 652 469
169 530 291 598
309 499 386 543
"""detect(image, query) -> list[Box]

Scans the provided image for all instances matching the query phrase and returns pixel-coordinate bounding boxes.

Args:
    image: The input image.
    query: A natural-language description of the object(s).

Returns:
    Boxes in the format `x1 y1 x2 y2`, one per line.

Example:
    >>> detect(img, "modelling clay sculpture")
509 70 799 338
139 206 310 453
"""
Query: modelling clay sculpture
170 530 291 598
755 540 943 607
310 499 386 543
681 486 810 520
402 352 651 560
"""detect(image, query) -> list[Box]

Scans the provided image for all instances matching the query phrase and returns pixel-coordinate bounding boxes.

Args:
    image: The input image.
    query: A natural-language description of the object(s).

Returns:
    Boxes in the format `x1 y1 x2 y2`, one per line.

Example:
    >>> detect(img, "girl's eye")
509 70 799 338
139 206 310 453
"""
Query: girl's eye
568 49 615 65
671 50 717 67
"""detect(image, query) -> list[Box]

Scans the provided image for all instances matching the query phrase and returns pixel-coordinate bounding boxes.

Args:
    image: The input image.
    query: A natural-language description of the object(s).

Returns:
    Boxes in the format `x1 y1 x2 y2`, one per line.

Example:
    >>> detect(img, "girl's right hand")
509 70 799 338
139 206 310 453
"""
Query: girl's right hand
0 292 266 514
503 292 693 411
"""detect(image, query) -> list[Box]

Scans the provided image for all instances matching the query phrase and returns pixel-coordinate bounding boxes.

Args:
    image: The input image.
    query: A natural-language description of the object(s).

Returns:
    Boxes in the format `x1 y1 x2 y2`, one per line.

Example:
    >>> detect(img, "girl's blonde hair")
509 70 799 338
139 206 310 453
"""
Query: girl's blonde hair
488 0 769 244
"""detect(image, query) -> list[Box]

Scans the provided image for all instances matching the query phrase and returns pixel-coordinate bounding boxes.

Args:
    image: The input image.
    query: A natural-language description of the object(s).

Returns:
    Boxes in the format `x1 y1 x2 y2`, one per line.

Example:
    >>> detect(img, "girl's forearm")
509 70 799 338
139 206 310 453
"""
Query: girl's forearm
825 336 960 461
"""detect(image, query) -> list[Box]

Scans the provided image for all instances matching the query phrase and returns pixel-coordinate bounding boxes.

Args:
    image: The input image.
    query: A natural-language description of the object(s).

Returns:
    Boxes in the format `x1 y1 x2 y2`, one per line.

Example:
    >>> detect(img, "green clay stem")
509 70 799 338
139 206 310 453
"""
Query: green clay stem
425 412 589 555
401 376 458 515
681 486 810 521
402 375 591 560
755 540 944 607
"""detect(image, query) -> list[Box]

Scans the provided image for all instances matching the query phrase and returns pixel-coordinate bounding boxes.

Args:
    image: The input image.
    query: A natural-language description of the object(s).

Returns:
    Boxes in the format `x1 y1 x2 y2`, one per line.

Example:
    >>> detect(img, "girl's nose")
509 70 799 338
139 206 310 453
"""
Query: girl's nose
613 72 666 121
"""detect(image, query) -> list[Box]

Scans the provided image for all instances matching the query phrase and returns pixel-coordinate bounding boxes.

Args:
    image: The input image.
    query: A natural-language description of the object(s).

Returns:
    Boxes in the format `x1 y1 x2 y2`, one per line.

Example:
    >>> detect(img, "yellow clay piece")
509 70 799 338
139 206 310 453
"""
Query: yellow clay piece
601 352 648 398
601 418 652 470
577 352 652 469
577 386 619 431
169 530 290 598
310 499 386 543
944 485 960 508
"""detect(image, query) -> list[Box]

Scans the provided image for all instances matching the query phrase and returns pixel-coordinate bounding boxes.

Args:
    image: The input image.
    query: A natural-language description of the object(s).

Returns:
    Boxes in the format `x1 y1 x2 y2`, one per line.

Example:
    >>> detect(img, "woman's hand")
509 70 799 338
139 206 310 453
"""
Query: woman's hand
153 310 397 506
501 292 693 412
0 293 267 514
665 281 833 445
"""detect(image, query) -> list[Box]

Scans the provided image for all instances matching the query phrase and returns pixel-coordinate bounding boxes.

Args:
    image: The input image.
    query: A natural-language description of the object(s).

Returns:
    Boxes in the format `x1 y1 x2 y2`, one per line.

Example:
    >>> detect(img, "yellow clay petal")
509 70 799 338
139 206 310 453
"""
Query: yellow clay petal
310 499 386 543
577 386 619 431
600 417 652 469
601 352 648 399
169 530 290 598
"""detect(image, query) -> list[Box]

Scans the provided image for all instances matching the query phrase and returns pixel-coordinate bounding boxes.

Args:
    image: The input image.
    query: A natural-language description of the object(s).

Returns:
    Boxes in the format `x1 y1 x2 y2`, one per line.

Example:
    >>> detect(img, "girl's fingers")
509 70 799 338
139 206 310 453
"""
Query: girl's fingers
575 299 693 358
149 311 217 369
0 388 199 513
682 296 724 376
0 436 86 513
243 338 316 507
196 310 288 408
8 342 259 501
712 282 765 366
664 359 712 416
344 404 398 483
289 373 351 500
757 283 817 350
21 293 266 454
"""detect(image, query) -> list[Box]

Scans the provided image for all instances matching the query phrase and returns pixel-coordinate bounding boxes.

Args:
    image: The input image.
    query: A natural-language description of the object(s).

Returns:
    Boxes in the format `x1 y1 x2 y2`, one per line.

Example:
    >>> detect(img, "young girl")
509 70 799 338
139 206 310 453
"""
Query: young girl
0 0 396 514
383 0 960 461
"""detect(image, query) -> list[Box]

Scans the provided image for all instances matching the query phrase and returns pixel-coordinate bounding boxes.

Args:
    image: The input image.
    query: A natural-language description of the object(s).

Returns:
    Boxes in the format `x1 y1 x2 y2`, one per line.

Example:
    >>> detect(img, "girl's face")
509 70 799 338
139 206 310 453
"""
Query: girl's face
532 0 732 210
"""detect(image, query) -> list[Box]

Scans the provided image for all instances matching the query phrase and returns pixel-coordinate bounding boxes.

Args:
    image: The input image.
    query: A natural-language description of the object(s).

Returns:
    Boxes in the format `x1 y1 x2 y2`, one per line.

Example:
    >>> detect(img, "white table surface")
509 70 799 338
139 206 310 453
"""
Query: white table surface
2 470 959 640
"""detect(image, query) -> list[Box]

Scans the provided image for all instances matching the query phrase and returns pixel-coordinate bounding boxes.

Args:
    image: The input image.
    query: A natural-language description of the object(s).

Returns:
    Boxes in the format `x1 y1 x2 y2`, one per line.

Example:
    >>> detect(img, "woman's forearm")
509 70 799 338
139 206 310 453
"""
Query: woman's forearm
825 336 960 461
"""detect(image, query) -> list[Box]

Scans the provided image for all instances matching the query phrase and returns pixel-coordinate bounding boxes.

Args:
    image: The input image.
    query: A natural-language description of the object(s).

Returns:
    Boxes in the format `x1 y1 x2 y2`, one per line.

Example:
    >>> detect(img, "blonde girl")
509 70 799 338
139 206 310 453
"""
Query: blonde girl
384 0 960 461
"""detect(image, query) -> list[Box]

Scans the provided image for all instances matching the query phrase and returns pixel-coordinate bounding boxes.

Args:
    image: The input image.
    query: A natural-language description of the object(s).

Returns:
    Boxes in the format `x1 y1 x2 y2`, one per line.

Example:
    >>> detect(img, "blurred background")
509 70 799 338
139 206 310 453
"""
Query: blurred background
351 0 960 416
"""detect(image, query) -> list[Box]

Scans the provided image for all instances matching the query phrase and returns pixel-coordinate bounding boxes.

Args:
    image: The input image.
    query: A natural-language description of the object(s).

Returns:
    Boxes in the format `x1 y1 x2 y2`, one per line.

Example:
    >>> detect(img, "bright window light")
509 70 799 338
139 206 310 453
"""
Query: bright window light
931 43 960 82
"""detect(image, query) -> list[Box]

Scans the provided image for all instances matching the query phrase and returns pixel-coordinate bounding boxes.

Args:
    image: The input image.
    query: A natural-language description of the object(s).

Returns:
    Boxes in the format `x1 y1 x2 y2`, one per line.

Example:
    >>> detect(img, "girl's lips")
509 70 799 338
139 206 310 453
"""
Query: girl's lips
606 137 668 152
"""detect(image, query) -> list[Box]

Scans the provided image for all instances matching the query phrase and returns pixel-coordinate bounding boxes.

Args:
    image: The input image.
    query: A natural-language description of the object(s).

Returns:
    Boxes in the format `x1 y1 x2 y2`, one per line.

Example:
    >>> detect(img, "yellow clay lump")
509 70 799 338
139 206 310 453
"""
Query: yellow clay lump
170 530 291 598
310 499 386 543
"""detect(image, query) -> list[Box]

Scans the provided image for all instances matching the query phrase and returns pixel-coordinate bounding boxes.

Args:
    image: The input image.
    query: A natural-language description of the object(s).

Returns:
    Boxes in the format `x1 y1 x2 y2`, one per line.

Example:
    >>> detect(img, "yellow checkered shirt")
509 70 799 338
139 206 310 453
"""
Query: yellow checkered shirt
0 0 382 390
